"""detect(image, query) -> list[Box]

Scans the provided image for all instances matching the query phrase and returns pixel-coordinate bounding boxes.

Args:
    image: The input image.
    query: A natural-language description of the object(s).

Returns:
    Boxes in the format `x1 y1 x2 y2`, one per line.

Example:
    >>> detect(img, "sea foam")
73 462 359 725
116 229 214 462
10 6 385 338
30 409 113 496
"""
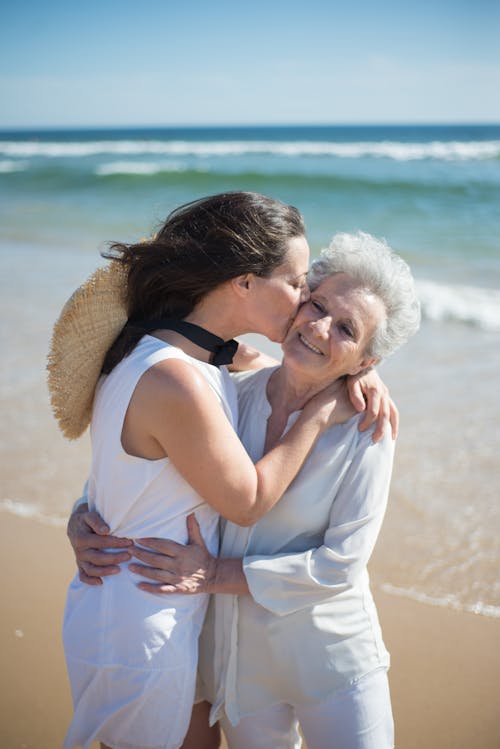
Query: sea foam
380 583 500 619
0 159 28 172
0 499 66 527
417 280 500 332
95 160 188 176
1 139 500 161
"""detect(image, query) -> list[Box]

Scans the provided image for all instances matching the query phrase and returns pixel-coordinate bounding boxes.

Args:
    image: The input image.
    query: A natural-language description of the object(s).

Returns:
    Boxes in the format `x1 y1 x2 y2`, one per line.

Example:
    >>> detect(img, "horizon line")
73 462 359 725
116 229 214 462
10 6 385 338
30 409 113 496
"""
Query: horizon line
1 121 499 134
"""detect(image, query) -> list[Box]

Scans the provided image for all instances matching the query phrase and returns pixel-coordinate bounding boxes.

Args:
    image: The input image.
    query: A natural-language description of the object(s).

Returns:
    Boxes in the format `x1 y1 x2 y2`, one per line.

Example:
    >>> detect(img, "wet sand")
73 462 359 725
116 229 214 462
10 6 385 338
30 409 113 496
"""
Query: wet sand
1 513 499 749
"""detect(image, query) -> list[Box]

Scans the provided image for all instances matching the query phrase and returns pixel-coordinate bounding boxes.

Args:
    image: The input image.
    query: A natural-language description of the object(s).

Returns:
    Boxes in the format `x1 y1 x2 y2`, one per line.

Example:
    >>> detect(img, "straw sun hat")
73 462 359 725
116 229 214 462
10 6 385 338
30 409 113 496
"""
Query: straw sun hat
47 261 128 439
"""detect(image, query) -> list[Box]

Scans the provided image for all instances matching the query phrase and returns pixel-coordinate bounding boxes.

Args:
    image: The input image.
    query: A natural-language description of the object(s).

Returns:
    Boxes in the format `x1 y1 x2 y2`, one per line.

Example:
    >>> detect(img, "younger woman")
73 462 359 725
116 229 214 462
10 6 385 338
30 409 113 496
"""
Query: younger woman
53 192 372 749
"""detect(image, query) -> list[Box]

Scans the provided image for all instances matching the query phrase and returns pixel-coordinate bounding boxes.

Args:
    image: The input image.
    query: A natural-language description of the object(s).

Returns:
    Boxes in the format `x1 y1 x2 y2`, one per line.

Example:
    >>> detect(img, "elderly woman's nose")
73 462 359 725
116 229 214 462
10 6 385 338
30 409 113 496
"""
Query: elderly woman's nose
311 315 331 337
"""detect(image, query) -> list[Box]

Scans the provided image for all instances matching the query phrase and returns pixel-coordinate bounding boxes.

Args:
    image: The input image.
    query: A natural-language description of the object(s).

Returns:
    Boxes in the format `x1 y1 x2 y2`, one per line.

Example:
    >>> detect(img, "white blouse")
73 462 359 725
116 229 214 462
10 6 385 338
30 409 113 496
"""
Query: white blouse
198 367 394 726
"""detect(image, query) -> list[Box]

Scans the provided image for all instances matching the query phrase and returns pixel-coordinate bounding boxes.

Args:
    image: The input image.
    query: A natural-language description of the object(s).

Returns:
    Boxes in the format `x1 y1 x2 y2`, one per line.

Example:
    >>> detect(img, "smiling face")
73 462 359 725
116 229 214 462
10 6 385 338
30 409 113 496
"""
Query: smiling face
245 235 311 342
282 273 386 385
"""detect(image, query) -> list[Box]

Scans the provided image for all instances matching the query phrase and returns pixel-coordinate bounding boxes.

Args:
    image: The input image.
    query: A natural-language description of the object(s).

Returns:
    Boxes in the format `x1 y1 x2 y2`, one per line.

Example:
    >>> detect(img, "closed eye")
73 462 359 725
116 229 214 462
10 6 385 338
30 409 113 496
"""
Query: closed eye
290 275 308 290
339 323 355 338
311 299 325 312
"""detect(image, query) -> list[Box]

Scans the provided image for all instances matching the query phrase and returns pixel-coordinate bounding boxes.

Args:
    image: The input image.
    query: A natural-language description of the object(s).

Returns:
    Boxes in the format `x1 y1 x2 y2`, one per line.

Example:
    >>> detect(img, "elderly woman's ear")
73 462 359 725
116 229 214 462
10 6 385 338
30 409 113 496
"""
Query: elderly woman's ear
348 355 378 377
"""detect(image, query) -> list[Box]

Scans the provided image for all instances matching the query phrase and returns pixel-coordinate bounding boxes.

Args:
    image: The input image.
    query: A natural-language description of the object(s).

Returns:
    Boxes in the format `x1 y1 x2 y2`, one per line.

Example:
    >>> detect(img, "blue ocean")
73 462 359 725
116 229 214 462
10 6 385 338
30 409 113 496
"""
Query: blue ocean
1 125 499 617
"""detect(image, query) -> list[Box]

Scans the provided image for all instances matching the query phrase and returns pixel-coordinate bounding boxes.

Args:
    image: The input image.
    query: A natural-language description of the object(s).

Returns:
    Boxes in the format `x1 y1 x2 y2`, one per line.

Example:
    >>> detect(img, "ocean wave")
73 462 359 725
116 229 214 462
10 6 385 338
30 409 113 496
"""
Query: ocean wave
0 159 29 172
9 161 493 197
1 139 500 161
417 280 500 332
95 160 190 176
380 583 500 619
0 498 66 527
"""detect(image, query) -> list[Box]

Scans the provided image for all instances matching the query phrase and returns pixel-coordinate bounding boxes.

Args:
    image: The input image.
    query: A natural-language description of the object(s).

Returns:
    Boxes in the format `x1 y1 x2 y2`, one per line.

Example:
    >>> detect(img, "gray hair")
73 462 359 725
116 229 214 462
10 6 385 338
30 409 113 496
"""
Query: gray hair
307 231 421 362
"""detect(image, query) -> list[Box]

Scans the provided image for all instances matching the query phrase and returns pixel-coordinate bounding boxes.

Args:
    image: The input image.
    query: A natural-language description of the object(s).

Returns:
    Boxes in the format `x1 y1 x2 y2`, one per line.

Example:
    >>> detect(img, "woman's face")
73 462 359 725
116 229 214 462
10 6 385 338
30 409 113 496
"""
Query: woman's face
282 273 385 383
248 235 310 342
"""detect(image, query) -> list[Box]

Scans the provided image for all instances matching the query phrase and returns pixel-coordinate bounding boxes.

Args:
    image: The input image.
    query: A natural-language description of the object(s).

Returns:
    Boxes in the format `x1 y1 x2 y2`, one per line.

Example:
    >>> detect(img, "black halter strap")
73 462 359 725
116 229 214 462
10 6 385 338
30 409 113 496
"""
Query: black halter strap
135 318 239 367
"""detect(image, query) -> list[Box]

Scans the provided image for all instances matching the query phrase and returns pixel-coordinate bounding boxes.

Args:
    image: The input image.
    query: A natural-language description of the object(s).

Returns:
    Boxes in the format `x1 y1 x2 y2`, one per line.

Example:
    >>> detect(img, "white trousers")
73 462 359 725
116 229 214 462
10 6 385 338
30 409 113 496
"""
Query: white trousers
220 669 394 749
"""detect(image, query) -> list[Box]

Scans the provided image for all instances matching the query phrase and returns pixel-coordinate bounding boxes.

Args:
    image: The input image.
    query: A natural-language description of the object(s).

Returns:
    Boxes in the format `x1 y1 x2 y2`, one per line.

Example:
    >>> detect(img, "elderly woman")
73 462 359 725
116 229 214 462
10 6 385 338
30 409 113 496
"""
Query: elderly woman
131 232 420 749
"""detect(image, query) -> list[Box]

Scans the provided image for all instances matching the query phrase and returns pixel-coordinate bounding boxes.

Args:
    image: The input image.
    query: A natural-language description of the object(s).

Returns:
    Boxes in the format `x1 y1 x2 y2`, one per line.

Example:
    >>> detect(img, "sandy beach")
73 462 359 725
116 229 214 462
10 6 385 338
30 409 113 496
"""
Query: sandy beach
1 512 499 749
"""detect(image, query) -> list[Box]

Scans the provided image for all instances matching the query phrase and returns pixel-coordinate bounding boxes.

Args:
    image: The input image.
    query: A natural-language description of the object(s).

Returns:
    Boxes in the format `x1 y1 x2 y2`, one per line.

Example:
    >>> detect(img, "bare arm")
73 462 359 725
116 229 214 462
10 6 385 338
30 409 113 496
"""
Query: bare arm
133 428 394 600
130 359 350 526
66 362 350 582
68 366 393 584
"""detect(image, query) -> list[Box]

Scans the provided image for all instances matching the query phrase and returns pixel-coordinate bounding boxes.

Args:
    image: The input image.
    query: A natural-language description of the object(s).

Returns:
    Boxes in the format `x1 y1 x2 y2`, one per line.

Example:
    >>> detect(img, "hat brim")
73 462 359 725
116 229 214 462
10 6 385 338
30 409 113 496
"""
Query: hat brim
47 261 128 439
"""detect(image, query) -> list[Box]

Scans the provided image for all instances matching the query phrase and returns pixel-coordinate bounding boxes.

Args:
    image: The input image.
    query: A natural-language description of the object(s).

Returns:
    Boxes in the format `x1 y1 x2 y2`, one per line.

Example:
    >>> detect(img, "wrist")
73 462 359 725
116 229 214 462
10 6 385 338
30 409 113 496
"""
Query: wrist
302 401 336 433
206 557 222 594
204 554 218 594
208 557 247 595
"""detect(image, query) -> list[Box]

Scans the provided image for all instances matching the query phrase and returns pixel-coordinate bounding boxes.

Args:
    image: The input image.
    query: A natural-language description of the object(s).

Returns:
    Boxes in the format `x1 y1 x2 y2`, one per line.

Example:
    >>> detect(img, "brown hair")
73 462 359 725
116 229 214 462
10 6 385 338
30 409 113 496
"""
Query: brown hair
102 191 305 373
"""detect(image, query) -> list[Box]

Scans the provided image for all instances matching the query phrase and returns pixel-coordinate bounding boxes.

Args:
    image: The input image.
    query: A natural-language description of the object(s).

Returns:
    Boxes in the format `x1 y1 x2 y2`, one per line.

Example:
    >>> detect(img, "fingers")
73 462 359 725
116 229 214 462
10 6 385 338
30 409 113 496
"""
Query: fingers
84 511 111 535
371 397 391 443
80 532 132 551
72 527 132 553
80 558 122 576
76 548 126 582
136 579 203 595
69 514 132 581
135 537 183 555
130 546 177 569
68 511 132 551
128 562 175 582
358 390 381 432
389 398 399 440
346 378 366 413
358 390 396 442
78 567 103 586
82 512 132 546
137 582 178 595
79 548 132 567
186 513 205 547
350 369 396 440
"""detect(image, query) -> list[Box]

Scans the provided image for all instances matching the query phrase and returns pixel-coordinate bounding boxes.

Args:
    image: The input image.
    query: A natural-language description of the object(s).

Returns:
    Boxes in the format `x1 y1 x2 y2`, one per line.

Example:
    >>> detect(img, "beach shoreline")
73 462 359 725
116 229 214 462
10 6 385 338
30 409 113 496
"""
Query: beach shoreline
1 512 499 749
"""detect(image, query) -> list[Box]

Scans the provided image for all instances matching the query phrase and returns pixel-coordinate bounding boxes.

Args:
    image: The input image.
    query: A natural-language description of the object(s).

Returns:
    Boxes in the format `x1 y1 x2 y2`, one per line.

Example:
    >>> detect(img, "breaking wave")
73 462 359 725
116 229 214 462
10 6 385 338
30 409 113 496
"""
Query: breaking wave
417 279 500 332
1 139 500 161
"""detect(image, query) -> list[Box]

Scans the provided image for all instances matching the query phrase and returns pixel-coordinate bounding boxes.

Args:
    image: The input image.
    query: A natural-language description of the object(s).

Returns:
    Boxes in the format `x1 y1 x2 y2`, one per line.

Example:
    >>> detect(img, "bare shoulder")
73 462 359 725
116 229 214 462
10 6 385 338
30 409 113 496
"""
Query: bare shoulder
123 355 228 461
136 357 214 405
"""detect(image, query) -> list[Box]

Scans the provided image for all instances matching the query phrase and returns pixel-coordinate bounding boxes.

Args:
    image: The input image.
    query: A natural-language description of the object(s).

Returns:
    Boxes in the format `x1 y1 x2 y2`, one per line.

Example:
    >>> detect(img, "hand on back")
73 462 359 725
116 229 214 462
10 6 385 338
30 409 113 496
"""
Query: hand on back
67 504 132 584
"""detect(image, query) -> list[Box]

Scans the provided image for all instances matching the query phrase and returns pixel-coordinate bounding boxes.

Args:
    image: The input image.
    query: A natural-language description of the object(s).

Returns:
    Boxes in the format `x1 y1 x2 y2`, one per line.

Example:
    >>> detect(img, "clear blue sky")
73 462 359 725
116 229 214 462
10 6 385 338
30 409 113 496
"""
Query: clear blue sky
1 0 499 128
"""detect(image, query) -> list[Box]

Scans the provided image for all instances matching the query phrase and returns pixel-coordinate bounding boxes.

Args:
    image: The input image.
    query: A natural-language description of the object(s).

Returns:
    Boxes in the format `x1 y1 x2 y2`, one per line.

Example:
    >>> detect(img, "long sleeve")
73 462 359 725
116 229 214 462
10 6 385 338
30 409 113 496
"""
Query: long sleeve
243 429 394 616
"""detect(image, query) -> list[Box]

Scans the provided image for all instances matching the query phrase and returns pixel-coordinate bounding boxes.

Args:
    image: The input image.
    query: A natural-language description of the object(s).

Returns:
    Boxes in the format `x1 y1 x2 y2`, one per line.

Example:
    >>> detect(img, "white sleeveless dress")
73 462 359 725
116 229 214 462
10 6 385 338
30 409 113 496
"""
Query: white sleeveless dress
63 335 238 749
